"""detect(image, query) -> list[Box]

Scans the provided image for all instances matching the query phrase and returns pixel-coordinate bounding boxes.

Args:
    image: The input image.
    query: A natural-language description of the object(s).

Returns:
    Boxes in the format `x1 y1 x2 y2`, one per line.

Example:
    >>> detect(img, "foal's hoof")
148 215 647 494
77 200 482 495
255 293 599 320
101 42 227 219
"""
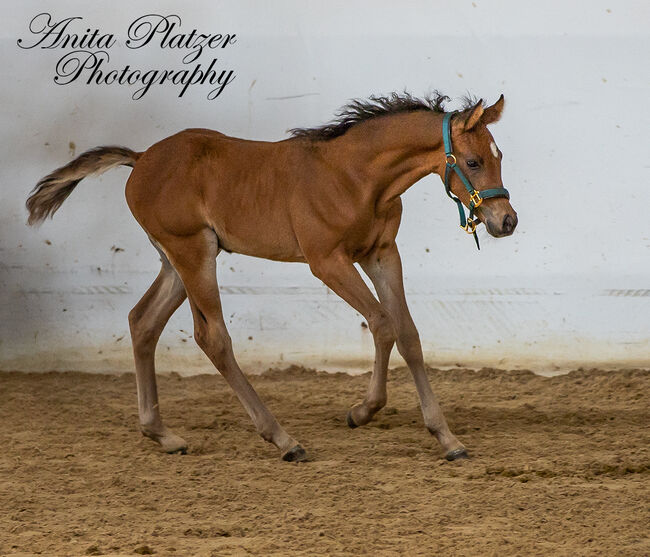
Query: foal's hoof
282 445 308 463
142 426 188 454
159 435 188 454
346 410 359 429
445 448 470 461
164 443 188 455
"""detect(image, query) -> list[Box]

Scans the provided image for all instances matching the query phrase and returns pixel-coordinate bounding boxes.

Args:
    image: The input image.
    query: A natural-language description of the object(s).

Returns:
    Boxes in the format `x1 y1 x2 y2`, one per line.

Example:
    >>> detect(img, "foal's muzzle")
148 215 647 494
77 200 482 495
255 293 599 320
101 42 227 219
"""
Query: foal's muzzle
485 211 518 237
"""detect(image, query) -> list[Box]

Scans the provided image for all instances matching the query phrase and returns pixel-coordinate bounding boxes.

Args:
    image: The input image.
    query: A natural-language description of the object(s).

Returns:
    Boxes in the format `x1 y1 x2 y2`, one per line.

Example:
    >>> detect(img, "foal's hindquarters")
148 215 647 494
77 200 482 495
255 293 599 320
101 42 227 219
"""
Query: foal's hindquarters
125 134 308 461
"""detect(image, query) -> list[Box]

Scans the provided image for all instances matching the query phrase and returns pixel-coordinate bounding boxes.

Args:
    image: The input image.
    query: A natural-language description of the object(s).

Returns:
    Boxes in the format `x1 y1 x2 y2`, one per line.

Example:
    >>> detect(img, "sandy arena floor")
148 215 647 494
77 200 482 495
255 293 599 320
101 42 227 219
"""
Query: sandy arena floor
0 366 648 556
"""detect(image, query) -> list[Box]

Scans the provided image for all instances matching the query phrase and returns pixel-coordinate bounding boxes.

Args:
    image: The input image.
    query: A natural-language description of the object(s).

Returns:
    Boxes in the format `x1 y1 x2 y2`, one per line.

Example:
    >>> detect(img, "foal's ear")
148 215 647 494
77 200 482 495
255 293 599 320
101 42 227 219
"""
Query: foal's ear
482 94 505 125
462 100 484 131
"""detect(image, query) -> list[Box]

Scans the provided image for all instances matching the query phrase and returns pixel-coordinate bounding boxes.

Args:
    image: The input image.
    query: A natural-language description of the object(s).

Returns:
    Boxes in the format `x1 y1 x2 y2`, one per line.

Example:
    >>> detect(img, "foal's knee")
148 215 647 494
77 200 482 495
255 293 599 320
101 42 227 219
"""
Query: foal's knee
193 322 232 368
368 310 397 346
397 330 423 363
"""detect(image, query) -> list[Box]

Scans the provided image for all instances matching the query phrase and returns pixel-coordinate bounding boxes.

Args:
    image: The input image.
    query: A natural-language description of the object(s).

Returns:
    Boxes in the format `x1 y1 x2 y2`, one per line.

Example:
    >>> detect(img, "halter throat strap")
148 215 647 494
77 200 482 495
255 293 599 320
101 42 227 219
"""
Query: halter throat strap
442 111 510 250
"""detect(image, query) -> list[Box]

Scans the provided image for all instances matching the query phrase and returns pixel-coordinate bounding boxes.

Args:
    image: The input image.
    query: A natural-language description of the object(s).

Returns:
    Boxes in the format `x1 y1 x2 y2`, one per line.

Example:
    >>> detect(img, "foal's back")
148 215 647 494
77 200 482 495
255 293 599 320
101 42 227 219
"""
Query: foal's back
125 128 316 261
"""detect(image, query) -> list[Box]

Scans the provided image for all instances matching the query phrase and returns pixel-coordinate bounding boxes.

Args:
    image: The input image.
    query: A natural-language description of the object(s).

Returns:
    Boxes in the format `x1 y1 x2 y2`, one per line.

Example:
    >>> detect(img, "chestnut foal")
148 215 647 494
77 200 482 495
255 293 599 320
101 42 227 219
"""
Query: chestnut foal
27 93 517 462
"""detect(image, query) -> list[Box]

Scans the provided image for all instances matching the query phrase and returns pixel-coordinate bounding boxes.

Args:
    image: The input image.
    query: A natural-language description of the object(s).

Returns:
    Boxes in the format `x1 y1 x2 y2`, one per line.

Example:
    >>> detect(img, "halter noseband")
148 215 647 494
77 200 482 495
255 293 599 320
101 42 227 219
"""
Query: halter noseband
442 111 510 250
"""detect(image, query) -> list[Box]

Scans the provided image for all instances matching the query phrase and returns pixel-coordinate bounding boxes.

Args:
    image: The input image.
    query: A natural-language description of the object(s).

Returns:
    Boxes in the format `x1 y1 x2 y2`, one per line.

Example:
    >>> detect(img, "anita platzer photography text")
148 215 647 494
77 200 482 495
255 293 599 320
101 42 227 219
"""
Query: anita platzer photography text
18 13 237 99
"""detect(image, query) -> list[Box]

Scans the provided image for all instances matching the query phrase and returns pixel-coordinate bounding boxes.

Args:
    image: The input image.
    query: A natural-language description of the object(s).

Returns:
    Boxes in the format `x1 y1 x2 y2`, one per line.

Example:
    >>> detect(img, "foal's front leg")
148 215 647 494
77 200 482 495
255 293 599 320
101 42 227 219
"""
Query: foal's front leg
361 243 467 460
308 252 396 426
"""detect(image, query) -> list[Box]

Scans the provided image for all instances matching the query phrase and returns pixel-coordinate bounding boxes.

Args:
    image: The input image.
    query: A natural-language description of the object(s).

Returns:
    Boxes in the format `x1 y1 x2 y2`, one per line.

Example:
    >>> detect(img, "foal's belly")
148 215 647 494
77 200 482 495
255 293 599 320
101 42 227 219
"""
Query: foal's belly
210 219 306 263
217 234 307 263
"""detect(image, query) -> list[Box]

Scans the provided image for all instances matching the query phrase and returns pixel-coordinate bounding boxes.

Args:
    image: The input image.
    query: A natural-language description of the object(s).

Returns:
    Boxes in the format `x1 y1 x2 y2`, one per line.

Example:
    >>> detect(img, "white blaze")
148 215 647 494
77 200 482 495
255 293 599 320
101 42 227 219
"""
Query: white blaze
490 141 499 158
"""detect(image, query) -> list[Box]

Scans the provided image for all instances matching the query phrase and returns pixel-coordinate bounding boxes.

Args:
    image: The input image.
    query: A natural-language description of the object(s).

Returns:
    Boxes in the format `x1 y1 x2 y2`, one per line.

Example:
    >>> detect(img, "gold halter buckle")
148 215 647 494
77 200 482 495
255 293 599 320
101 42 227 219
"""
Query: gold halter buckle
446 154 457 165
462 219 477 234
469 190 483 208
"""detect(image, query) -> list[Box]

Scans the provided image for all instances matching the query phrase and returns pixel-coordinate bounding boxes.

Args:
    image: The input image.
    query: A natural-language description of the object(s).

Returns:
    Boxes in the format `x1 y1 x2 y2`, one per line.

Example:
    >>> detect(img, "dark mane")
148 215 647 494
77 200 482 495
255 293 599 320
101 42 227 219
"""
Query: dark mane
288 91 482 141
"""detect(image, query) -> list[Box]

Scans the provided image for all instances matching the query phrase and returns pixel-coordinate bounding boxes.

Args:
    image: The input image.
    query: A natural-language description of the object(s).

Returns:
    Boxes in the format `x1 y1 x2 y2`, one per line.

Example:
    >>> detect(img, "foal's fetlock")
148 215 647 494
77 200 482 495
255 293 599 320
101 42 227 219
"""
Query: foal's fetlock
140 423 188 454
347 398 386 428
426 426 468 461
257 424 280 444
257 424 306 462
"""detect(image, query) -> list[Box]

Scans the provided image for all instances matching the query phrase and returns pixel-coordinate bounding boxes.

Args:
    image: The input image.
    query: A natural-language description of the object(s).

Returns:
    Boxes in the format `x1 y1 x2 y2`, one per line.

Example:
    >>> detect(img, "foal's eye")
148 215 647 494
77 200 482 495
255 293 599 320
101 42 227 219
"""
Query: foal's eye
466 159 480 169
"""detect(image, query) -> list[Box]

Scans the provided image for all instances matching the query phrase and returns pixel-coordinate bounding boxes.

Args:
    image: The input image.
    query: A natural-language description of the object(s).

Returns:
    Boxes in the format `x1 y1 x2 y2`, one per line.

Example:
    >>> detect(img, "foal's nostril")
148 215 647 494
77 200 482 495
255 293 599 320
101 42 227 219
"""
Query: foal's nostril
502 214 517 234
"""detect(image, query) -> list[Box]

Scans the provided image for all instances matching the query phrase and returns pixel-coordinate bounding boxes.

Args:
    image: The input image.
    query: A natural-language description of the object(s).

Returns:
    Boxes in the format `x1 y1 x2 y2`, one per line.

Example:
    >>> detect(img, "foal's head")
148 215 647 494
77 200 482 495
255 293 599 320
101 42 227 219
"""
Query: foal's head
446 96 518 238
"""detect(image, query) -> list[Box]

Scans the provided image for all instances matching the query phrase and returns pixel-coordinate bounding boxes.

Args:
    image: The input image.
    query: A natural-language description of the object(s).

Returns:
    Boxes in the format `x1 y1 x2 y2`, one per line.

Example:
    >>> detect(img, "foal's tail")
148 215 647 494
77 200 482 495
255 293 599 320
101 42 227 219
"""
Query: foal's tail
26 146 141 226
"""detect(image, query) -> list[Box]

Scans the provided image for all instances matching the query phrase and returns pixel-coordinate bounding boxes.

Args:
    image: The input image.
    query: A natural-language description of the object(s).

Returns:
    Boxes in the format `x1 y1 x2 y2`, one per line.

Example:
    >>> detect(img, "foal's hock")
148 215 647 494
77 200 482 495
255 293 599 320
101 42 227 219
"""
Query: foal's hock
27 92 517 461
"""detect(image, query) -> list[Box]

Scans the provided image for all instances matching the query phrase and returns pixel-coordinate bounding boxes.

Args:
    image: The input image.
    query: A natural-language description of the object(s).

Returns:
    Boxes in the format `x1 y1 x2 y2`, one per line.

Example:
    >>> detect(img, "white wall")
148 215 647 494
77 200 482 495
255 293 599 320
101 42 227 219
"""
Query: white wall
1 0 648 374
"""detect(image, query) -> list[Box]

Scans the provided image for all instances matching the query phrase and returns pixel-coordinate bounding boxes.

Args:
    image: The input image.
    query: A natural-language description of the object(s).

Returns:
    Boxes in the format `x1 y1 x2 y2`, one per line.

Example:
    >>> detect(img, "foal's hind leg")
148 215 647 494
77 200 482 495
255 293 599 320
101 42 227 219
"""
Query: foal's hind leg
128 249 188 453
160 229 306 462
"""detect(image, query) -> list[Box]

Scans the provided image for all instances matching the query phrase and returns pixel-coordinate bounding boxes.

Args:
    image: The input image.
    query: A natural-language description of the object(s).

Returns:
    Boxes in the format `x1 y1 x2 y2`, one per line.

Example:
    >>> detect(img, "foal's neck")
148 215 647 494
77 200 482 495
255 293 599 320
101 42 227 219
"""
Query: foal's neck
326 111 446 203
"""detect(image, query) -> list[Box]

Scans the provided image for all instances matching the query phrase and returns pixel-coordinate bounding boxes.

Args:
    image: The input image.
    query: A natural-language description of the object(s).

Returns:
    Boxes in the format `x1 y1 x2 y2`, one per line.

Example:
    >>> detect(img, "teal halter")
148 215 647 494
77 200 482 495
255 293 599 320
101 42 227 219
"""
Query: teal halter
442 111 510 249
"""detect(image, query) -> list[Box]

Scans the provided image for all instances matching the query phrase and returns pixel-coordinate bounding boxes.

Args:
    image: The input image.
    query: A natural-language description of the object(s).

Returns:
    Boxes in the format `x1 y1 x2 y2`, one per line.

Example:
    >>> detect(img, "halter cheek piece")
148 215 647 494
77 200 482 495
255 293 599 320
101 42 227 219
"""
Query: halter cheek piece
442 111 510 250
